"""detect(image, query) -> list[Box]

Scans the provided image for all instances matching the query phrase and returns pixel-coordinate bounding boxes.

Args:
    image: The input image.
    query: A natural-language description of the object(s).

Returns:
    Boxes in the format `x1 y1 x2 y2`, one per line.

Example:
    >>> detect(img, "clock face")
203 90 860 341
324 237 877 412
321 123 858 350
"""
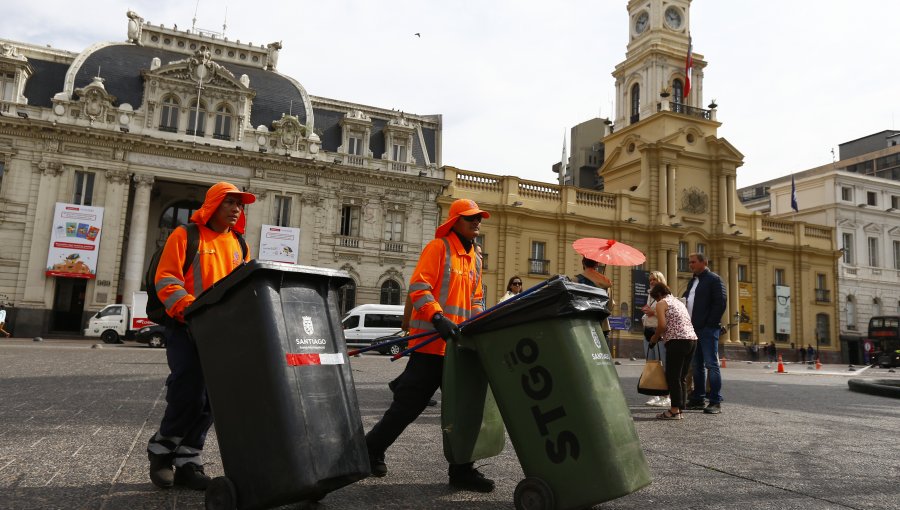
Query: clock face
664 7 683 29
634 11 649 34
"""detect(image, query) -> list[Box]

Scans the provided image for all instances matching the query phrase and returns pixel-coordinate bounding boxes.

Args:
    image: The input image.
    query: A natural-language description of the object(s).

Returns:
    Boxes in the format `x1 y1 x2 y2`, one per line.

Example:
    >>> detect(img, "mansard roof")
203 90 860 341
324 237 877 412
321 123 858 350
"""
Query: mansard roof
69 43 308 129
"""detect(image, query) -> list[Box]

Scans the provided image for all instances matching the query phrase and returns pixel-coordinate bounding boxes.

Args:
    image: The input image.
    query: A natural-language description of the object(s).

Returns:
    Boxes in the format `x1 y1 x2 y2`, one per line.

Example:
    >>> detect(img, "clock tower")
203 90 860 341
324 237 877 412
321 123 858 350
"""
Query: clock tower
613 0 705 127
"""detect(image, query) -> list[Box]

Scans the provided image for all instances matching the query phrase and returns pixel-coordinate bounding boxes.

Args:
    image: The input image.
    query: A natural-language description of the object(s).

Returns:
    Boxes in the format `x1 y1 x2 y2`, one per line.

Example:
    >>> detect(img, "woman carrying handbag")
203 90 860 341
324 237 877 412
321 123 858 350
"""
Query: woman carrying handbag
648 282 697 420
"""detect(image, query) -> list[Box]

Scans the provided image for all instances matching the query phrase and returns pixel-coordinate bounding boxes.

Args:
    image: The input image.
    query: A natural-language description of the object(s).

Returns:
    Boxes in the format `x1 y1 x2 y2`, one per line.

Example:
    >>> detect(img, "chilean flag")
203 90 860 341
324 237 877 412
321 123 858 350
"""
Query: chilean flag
684 35 693 99
791 174 799 212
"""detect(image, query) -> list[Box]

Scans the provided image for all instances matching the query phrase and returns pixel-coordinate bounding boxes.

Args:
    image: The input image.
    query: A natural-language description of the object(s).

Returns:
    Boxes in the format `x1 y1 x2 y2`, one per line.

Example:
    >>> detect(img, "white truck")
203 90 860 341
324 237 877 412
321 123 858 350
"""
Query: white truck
83 291 156 344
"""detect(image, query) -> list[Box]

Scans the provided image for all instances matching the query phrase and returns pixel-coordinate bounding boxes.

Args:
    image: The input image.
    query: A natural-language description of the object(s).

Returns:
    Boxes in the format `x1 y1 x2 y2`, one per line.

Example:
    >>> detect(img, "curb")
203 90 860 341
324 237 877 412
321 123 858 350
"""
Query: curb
847 378 900 399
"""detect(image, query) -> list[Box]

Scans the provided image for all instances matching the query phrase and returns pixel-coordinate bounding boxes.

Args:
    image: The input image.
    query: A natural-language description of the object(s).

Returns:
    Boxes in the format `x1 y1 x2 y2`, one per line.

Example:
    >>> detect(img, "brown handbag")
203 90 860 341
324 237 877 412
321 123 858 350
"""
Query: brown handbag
637 345 668 396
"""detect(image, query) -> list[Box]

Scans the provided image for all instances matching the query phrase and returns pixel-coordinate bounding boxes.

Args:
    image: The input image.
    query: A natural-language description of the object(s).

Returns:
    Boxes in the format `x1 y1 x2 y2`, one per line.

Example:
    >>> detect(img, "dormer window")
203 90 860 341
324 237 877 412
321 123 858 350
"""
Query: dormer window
340 110 372 165
159 95 180 133
392 144 407 162
187 100 207 137
213 104 233 140
0 71 14 102
348 135 363 156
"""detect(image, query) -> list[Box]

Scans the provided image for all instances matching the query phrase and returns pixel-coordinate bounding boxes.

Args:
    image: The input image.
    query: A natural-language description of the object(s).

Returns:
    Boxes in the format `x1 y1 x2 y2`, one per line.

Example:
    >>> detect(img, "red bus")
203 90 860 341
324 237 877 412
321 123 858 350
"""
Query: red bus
868 316 900 368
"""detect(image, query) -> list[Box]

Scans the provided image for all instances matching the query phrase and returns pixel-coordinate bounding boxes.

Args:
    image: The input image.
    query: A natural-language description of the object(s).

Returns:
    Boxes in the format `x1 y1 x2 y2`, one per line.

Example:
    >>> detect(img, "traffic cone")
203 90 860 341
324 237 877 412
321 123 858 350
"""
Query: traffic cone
815 357 822 370
720 356 727 368
777 354 785 373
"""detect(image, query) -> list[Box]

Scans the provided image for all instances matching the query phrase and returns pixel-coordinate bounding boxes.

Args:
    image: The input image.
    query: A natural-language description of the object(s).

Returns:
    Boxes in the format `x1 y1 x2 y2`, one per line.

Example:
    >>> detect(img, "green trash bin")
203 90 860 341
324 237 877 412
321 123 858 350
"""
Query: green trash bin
441 336 506 464
461 277 651 510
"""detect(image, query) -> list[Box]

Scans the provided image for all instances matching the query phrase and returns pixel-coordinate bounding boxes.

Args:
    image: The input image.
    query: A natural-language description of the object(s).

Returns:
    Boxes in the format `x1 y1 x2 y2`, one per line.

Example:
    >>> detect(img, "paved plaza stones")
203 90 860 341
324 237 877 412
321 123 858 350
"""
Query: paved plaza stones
1 338 898 509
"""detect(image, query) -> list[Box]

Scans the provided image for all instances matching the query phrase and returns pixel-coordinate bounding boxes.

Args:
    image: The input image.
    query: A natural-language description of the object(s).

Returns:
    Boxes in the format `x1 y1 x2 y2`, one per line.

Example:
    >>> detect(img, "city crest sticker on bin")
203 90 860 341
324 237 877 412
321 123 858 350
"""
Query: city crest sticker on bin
589 328 613 365
285 314 345 366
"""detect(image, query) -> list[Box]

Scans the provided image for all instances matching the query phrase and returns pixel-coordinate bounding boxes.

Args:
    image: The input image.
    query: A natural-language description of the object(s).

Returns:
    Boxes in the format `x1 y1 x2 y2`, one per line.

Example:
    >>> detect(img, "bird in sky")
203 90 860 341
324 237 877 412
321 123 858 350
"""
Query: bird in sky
414 33 420 37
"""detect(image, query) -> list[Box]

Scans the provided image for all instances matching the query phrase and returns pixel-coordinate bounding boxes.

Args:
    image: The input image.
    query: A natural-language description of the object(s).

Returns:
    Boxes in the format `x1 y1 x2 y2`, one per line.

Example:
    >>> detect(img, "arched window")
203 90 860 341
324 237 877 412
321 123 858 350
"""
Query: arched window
339 281 357 315
188 100 207 136
874 297 882 316
159 200 202 229
672 79 684 113
630 83 640 124
159 95 180 132
380 280 402 305
213 104 233 141
846 295 857 330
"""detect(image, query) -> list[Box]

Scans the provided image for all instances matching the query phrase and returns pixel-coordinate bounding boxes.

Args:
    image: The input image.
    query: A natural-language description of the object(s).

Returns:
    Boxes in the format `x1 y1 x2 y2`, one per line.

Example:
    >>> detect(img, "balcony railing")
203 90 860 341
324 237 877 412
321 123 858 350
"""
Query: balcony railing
159 125 178 133
383 241 404 253
212 133 231 141
529 258 550 275
391 162 408 172
337 236 360 249
815 289 831 303
186 129 205 136
658 102 711 120
347 155 365 166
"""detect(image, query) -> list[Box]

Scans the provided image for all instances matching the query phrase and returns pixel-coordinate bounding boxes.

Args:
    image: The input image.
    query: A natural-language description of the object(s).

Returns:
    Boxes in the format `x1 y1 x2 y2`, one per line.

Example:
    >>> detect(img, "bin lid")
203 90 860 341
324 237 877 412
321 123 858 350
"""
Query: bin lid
185 260 351 318
463 276 610 335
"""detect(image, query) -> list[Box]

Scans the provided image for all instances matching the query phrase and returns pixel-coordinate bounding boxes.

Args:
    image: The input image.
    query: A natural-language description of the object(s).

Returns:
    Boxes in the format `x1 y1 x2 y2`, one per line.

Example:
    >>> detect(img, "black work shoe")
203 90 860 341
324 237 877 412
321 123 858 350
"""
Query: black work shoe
449 465 495 493
388 379 398 393
427 399 438 407
148 452 174 488
174 462 211 490
703 403 722 414
369 451 388 477
684 400 707 411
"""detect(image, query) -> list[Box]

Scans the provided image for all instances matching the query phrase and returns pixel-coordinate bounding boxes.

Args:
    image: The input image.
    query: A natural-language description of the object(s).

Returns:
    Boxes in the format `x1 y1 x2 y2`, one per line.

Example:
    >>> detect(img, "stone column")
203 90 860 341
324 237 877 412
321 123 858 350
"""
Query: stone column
667 249 678 293
719 174 728 229
121 174 154 304
658 165 668 222
92 170 131 306
667 165 676 218
726 175 736 226
23 161 64 304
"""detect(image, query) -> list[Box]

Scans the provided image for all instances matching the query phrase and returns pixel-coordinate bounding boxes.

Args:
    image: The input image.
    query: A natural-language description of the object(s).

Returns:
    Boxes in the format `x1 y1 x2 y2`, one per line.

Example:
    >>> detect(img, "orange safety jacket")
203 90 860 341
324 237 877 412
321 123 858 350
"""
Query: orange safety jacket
407 234 484 356
154 225 250 323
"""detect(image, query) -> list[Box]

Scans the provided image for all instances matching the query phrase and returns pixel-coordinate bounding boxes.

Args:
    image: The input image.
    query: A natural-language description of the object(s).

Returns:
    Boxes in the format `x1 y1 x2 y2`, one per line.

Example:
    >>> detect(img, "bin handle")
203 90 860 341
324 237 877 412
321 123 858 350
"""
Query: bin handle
389 275 563 360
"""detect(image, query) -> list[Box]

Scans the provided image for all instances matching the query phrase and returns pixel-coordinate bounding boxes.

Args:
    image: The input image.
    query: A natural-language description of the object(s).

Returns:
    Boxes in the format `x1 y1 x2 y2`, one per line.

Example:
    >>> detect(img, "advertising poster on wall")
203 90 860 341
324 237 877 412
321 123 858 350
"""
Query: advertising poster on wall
45 202 104 279
775 285 791 335
258 224 300 264
631 269 650 330
738 282 754 334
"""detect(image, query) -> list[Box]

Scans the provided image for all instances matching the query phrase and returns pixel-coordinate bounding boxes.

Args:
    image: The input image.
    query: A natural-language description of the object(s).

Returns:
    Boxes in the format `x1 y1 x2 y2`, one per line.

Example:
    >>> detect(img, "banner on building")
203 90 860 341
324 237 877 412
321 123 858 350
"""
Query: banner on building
738 282 753 334
631 269 651 330
45 203 104 279
258 224 300 264
775 285 791 335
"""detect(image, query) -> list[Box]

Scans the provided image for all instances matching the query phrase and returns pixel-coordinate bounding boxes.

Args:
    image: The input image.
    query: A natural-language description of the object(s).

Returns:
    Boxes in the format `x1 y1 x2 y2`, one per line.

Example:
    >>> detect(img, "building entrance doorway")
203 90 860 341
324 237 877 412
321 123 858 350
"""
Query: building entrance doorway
51 278 87 332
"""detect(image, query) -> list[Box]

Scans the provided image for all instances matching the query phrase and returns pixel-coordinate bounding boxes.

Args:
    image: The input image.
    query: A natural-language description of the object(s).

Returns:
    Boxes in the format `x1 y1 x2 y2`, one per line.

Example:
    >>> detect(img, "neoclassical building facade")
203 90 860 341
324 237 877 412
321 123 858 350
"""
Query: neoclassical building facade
0 13 444 336
440 0 840 361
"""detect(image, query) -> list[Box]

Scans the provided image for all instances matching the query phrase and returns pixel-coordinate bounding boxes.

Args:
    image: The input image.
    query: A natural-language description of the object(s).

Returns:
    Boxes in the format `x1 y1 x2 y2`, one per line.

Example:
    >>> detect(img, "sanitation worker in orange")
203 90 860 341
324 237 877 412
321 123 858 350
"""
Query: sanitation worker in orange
146 182 254 491
365 198 494 492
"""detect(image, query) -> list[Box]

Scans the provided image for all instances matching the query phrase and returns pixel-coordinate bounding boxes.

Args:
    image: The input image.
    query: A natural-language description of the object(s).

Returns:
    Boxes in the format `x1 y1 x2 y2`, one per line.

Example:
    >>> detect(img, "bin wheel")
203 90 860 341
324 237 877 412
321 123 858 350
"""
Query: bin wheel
205 476 237 510
514 477 555 510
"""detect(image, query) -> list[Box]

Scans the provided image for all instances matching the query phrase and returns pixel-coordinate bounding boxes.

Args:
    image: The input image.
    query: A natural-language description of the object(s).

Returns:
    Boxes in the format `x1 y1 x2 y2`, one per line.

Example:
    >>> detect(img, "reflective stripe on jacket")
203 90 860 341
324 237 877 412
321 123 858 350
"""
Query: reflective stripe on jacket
154 224 250 322
407 234 484 356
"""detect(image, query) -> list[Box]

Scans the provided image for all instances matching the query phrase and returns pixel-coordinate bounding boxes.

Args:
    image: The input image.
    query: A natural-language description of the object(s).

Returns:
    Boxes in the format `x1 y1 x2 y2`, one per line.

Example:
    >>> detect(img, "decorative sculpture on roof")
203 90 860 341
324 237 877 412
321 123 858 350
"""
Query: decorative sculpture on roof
74 76 117 124
266 41 282 71
127 11 144 45
271 114 307 150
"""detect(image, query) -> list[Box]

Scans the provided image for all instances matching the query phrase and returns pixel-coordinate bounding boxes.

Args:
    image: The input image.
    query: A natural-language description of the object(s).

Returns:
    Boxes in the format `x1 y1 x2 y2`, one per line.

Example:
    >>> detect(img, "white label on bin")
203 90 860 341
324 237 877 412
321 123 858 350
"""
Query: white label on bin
285 353 345 366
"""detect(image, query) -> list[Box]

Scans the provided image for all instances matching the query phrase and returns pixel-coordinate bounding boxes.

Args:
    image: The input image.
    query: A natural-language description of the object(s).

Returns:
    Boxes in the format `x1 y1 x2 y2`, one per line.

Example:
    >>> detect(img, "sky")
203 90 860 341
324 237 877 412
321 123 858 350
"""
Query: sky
4 1 899 189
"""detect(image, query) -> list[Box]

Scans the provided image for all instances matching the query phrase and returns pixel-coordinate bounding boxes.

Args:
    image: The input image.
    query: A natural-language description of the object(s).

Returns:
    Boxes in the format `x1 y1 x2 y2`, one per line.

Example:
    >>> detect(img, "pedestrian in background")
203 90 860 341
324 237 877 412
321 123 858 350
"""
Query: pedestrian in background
366 198 495 493
575 257 614 338
682 252 727 415
499 276 523 303
0 306 11 338
807 344 815 364
146 182 255 491
767 342 777 363
642 271 670 407
649 282 697 420
798 345 806 364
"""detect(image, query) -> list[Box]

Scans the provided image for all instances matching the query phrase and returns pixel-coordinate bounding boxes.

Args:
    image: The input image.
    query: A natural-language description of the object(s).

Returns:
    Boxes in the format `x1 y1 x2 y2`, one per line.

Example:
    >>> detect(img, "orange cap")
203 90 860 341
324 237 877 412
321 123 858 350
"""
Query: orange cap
435 199 490 238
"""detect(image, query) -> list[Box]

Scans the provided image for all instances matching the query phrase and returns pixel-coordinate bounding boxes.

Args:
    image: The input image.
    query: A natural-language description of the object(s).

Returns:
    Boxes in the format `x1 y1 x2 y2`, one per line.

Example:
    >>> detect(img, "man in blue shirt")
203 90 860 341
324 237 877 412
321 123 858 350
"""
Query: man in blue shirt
682 253 727 414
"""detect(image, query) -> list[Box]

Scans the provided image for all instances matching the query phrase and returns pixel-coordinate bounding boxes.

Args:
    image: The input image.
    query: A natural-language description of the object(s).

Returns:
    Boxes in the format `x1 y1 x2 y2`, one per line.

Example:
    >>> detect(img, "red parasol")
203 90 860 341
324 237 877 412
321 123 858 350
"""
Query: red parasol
572 238 646 266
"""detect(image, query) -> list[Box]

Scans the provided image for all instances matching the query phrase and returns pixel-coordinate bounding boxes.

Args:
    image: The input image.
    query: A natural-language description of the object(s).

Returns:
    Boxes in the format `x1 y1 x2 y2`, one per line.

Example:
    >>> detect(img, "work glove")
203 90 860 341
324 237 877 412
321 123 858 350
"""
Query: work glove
431 313 460 341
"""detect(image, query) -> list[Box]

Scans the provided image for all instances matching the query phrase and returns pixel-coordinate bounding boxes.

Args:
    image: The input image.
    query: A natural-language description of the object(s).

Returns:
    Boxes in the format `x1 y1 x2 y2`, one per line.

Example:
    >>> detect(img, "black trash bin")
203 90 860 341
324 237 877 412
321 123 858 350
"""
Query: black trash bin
184 261 369 510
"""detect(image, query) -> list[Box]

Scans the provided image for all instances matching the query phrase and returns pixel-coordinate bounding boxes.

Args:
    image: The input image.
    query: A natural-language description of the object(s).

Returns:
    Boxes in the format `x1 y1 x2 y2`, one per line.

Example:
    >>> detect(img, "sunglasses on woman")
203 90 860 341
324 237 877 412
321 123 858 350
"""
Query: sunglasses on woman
511 281 522 286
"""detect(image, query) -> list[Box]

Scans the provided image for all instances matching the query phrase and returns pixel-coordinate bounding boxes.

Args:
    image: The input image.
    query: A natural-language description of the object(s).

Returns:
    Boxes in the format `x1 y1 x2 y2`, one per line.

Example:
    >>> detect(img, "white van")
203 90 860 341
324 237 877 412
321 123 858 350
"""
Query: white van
341 304 405 353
